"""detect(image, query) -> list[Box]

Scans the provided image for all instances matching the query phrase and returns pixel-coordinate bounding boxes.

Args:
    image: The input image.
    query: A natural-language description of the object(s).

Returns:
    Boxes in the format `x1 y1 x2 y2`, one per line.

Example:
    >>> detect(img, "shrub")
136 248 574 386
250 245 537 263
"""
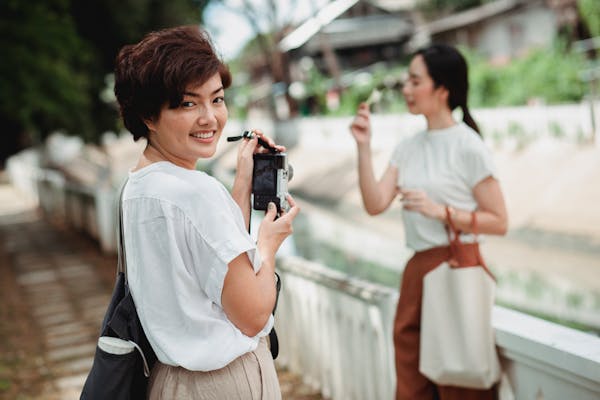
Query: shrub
463 41 588 107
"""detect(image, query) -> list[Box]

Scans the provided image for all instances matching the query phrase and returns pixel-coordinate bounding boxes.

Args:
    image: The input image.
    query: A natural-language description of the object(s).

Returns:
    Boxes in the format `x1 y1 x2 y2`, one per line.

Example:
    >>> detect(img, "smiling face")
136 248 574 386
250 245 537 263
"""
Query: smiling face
402 55 449 117
144 73 228 169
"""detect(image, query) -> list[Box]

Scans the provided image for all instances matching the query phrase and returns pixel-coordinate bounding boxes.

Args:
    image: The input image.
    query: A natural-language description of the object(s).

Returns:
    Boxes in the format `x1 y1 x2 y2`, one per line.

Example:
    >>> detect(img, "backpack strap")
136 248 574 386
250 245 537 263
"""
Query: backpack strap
116 179 128 280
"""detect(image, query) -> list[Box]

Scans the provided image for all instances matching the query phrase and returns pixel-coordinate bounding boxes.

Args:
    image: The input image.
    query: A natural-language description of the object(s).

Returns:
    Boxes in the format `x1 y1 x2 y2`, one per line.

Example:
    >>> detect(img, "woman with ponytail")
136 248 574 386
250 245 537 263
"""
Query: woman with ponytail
349 43 507 399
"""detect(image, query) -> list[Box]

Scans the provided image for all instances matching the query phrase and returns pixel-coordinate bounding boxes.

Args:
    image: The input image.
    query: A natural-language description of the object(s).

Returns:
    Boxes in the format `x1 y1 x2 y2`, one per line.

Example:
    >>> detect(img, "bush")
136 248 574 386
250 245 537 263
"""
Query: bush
229 40 589 118
463 41 588 107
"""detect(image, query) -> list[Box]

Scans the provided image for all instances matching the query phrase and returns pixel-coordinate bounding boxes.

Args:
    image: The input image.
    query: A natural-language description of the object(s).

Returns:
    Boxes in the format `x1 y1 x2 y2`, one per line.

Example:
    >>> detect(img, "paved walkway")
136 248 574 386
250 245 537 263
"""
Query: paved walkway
0 174 322 400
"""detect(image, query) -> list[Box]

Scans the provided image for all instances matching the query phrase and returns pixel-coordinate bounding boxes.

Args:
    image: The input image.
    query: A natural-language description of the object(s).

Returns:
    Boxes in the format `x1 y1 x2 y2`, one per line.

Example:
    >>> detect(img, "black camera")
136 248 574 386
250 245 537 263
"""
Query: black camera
252 152 292 213
227 130 293 213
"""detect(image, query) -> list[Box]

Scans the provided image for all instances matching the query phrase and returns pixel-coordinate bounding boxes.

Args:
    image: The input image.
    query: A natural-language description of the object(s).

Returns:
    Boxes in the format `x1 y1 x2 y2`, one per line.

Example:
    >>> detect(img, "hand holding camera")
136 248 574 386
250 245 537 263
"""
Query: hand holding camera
256 194 300 263
228 130 294 215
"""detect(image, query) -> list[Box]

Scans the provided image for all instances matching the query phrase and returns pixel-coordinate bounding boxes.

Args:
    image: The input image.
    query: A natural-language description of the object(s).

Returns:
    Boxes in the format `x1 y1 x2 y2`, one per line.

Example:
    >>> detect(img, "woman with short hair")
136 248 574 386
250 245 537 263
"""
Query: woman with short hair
114 25 299 400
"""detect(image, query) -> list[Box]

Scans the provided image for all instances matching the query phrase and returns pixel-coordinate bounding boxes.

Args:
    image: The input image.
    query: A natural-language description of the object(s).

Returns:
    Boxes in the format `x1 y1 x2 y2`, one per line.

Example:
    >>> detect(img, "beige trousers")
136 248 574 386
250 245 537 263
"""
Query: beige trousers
147 338 281 400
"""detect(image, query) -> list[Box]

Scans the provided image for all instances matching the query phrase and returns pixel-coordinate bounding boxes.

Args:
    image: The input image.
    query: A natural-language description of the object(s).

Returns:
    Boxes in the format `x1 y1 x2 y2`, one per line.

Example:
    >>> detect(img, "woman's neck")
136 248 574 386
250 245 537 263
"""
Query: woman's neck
425 109 456 131
133 143 192 171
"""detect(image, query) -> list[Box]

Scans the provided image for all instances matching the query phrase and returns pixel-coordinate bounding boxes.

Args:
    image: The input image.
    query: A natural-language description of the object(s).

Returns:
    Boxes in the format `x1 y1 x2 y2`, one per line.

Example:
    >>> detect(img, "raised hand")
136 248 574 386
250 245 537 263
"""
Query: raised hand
349 103 372 146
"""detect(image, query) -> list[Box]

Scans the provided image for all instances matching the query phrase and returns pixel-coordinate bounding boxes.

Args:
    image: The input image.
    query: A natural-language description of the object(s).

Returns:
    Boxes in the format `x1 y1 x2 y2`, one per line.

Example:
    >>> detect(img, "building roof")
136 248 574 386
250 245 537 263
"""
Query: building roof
303 14 413 53
280 0 533 54
279 0 360 52
419 0 526 36
369 0 417 13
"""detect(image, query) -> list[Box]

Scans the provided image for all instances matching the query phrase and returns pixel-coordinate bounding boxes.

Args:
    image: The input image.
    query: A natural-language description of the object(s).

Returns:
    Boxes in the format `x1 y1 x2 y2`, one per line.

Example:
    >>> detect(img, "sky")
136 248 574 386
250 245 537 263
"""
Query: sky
203 0 332 61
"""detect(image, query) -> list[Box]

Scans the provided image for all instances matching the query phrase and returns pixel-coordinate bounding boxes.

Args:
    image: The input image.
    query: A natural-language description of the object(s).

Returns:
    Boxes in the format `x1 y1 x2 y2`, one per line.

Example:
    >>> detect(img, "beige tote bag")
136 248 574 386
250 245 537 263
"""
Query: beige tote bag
419 210 501 389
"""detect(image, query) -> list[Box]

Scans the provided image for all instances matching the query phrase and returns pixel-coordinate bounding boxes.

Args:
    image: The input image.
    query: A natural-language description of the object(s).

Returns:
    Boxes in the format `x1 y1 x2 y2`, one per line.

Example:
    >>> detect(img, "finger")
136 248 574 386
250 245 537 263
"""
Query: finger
282 203 300 221
253 131 286 153
356 108 370 119
278 195 299 219
399 188 415 197
256 131 272 144
287 204 300 219
351 120 368 131
265 202 278 220
286 194 297 208
242 136 258 154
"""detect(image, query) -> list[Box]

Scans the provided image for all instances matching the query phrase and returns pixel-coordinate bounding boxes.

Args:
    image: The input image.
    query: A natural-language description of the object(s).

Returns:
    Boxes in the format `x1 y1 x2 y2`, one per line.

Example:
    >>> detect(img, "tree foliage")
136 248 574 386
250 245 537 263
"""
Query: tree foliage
578 0 600 37
0 0 206 165
464 41 587 107
207 0 313 119
0 0 92 154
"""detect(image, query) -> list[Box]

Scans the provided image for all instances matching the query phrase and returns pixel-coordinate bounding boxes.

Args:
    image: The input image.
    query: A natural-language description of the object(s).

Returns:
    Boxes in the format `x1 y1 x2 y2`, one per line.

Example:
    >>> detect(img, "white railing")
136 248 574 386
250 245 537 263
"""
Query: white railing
275 256 398 399
34 167 118 253
6 105 600 399
275 256 600 400
9 160 600 400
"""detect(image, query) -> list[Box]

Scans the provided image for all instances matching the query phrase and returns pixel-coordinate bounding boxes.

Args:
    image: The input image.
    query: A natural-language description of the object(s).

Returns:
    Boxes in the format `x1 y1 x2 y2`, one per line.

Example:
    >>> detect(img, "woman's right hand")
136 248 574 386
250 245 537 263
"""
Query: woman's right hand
256 194 300 261
350 102 372 146
223 195 299 337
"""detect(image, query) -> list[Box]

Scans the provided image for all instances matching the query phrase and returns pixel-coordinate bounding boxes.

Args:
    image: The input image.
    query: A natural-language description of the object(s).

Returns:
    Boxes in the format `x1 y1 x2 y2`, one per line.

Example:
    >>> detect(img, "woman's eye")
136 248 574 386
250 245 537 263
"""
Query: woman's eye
181 101 195 108
214 96 225 104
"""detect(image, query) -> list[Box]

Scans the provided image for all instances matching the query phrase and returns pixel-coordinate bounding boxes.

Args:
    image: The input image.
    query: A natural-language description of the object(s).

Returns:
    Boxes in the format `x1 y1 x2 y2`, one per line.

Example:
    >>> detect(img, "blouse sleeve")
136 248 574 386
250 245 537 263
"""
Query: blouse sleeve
183 183 257 307
461 137 497 188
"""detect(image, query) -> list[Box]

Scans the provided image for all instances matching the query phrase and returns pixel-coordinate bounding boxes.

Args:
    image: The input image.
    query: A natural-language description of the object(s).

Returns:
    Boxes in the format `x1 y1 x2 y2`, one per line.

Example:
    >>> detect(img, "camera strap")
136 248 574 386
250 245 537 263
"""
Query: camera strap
227 131 279 153
268 271 282 359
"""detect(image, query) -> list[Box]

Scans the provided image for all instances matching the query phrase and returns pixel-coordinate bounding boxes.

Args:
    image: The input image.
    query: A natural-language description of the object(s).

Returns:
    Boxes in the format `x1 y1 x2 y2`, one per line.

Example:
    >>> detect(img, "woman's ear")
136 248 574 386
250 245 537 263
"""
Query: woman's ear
436 85 449 104
143 117 156 134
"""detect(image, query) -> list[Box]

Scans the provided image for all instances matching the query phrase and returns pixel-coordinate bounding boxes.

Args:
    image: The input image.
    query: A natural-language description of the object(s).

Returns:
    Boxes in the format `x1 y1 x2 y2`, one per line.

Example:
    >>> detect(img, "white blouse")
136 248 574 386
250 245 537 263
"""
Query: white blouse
122 161 272 371
390 123 497 251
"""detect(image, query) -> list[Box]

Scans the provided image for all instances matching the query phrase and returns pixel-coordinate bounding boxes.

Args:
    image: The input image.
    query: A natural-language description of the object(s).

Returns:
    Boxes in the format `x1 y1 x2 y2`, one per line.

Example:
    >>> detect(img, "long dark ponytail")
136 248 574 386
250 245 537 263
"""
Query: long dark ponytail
415 44 481 137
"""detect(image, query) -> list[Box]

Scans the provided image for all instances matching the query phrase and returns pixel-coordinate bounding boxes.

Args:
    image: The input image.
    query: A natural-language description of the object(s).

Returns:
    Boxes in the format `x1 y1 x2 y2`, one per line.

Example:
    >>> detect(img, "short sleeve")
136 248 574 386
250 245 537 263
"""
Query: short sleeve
183 184 257 307
461 138 497 188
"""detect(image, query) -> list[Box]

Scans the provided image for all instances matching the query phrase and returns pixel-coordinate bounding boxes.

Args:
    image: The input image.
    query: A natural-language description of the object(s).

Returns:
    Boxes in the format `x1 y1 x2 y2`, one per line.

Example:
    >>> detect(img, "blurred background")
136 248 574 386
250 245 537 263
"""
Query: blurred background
1 0 600 399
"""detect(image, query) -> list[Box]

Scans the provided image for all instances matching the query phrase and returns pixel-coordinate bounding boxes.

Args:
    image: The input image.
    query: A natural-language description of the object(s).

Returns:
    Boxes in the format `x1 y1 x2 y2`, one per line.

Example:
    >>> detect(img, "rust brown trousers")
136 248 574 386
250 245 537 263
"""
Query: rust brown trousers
393 243 497 400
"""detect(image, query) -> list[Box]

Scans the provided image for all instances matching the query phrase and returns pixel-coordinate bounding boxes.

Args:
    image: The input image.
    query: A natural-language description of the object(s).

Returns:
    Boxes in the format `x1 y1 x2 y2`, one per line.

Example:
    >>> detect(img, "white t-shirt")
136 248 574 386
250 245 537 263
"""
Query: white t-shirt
122 161 273 371
389 123 497 251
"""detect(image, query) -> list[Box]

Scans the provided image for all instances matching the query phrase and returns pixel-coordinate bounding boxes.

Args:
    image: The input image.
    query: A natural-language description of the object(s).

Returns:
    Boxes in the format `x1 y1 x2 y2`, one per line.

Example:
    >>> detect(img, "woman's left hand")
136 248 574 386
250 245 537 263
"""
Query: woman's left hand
399 188 445 221
235 129 285 184
251 129 286 154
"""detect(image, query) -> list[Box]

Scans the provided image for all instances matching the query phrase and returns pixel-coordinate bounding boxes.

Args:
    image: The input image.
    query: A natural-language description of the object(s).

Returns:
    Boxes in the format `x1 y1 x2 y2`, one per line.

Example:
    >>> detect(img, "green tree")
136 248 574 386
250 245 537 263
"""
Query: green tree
0 0 92 164
578 0 600 37
207 0 316 119
461 41 586 107
0 0 207 166
68 0 205 146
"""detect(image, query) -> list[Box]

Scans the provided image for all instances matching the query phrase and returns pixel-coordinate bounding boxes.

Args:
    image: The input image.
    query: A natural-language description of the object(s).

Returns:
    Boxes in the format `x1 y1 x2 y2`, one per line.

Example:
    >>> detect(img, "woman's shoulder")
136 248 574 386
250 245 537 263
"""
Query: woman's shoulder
126 162 227 209
449 123 488 150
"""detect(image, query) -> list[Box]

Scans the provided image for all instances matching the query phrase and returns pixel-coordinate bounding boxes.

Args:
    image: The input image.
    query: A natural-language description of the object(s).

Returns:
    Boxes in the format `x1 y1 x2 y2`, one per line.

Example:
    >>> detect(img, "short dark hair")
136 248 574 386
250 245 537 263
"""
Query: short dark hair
114 25 232 141
416 43 480 135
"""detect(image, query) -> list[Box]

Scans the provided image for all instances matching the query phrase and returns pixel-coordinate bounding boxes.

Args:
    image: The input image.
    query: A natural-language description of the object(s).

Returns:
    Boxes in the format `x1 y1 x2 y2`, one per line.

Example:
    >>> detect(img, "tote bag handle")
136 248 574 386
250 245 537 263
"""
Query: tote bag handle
444 206 494 279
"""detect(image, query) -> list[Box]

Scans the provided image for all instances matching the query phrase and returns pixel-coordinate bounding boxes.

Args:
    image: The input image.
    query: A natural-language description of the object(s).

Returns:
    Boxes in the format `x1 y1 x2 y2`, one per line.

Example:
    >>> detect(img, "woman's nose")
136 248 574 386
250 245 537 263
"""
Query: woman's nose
402 83 411 97
196 105 216 123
